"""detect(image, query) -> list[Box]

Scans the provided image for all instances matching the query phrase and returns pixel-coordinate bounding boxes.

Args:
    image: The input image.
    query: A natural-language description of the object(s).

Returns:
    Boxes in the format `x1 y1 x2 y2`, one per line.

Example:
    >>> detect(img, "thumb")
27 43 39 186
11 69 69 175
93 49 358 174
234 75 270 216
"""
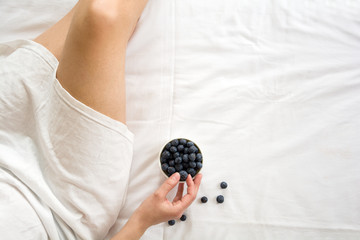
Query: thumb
157 172 180 198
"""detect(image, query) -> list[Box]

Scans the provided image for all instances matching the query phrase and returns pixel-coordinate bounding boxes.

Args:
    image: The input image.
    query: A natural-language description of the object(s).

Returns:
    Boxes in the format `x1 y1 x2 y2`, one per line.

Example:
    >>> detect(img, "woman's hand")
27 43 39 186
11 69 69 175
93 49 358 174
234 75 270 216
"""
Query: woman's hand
111 172 202 240
136 172 202 226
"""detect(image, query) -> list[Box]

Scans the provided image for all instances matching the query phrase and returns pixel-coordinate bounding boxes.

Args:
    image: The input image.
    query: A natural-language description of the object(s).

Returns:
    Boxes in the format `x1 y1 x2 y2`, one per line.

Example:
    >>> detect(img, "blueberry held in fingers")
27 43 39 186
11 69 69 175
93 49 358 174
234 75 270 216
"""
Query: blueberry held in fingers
179 170 188 181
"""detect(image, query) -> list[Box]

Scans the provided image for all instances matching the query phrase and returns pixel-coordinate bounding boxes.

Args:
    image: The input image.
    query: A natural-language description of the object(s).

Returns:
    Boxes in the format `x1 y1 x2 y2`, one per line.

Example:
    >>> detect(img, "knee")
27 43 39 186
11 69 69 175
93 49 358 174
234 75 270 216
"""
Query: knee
79 0 121 32
74 0 140 41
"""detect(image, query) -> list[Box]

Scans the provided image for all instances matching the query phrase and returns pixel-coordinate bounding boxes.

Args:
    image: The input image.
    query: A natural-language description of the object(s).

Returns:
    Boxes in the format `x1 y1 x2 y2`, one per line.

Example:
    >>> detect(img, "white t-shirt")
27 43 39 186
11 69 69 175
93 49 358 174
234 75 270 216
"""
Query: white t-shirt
0 40 134 240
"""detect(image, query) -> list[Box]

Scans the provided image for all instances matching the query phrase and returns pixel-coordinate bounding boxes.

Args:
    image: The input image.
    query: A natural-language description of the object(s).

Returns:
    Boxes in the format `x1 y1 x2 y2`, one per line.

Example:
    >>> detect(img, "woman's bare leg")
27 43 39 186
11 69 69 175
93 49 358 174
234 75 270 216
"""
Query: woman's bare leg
34 4 77 61
35 0 148 123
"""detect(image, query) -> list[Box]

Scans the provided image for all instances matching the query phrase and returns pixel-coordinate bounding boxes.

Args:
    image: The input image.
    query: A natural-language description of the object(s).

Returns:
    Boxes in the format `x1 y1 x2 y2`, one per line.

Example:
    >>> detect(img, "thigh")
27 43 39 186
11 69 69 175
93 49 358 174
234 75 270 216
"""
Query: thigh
55 0 148 123
36 0 148 123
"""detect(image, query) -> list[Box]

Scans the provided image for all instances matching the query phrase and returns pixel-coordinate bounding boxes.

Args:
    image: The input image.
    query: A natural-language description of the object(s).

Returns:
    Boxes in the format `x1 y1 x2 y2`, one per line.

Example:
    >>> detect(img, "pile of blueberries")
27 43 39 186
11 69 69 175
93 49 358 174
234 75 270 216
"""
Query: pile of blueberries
160 138 203 181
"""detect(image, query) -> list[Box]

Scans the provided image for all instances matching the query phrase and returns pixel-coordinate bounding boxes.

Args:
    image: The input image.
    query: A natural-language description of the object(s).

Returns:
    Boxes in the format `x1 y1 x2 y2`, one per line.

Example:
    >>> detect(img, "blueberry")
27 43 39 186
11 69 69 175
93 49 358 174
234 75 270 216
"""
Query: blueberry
180 214 187 221
182 163 189 169
170 146 178 153
168 220 175 226
161 163 169 172
179 139 187 145
161 150 171 159
175 164 183 171
189 153 196 161
160 157 168 164
196 153 202 162
188 146 198 154
196 162 202 169
201 196 208 203
186 141 194 147
175 157 182 164
182 154 189 162
184 148 189 154
167 167 176 175
220 182 228 189
187 168 196 177
189 161 196 168
179 170 188 181
173 152 180 158
168 160 175 166
177 145 184 152
171 139 179 146
216 195 224 203
165 142 172 150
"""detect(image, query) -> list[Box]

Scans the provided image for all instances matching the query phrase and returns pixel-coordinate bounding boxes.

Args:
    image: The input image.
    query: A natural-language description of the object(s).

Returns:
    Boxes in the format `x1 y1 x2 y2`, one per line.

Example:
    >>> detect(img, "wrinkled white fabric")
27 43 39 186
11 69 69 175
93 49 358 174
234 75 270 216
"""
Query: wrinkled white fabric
0 40 134 240
113 1 360 239
1 0 360 240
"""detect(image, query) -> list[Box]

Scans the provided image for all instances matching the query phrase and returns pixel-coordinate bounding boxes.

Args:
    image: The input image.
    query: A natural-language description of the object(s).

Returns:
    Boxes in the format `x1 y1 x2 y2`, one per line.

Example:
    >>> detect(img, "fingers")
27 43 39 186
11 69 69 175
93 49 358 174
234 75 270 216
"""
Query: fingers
155 172 180 199
193 173 202 190
173 183 184 202
174 173 202 209
189 173 202 197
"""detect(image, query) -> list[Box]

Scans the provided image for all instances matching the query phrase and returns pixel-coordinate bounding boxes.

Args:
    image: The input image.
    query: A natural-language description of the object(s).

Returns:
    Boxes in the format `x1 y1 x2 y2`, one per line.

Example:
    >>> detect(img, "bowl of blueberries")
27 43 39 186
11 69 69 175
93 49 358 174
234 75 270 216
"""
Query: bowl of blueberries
159 138 203 182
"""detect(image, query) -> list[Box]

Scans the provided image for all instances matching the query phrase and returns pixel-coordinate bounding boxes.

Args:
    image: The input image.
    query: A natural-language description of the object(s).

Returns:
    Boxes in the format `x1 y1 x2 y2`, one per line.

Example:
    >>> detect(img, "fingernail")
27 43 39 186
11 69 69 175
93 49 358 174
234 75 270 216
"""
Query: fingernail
172 172 180 180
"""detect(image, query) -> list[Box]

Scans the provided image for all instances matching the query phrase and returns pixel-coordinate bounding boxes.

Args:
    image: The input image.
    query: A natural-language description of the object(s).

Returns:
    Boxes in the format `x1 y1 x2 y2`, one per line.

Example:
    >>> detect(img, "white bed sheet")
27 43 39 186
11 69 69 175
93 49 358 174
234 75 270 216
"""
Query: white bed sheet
1 0 360 240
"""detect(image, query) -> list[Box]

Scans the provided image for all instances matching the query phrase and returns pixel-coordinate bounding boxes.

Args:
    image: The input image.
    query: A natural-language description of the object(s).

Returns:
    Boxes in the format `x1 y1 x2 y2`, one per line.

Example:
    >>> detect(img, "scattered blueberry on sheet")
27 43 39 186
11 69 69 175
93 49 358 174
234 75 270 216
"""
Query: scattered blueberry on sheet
216 195 224 203
180 214 187 221
201 196 208 203
168 220 175 226
220 181 228 189
160 138 203 180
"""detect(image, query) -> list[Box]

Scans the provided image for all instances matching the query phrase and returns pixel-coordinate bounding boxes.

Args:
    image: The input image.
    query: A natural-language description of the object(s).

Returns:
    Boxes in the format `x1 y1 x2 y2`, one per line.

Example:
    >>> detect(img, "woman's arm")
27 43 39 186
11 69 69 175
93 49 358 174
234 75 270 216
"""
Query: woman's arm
111 173 202 240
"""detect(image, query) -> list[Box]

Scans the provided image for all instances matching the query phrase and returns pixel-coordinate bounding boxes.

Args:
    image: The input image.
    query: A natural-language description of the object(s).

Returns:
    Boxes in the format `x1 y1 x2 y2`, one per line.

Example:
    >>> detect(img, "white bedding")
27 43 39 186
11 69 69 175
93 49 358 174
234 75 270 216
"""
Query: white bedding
1 0 360 240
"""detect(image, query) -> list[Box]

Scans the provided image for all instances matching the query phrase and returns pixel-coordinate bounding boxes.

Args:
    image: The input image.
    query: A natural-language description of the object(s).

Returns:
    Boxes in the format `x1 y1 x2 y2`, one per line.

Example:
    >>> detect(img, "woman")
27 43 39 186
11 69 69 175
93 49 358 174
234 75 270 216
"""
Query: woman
0 0 202 239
